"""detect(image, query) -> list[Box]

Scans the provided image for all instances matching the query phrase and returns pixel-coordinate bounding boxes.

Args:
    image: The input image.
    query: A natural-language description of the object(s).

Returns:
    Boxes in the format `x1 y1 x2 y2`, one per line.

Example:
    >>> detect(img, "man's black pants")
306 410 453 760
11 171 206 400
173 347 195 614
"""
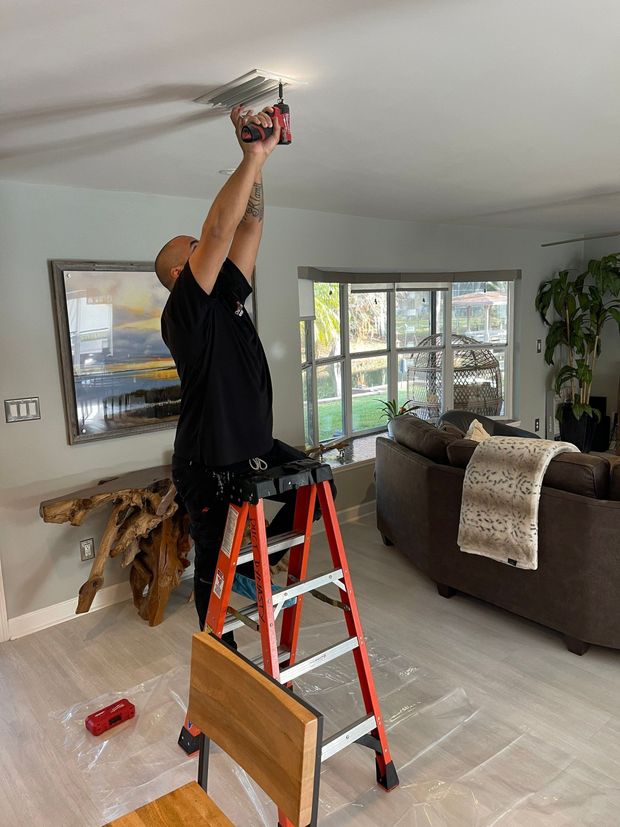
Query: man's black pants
172 440 333 633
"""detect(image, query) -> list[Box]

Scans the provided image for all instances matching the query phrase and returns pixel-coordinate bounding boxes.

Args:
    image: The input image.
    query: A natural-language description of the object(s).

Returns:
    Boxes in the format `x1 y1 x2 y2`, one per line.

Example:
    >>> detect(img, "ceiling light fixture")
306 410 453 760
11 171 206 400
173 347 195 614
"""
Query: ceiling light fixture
195 69 300 110
218 168 236 176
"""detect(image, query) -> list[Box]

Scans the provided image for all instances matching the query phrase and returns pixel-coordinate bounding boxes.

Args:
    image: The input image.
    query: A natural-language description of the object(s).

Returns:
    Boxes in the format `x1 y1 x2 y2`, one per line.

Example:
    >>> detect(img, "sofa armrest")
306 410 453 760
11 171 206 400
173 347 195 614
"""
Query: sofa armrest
375 437 437 576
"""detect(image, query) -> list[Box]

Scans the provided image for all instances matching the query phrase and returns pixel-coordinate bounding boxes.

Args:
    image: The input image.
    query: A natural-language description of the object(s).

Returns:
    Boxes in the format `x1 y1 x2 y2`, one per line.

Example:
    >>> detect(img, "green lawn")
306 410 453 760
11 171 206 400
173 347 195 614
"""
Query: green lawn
318 392 386 441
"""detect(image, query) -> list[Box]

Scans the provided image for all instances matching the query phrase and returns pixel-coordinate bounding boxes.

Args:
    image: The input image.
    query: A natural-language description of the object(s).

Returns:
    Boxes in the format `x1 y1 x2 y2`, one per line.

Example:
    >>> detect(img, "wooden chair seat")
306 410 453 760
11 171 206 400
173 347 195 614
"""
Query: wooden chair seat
105 781 233 826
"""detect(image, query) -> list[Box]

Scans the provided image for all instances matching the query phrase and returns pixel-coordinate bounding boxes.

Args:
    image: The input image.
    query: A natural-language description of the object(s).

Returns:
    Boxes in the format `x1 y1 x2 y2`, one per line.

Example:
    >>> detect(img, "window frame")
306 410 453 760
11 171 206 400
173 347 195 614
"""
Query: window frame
301 280 515 447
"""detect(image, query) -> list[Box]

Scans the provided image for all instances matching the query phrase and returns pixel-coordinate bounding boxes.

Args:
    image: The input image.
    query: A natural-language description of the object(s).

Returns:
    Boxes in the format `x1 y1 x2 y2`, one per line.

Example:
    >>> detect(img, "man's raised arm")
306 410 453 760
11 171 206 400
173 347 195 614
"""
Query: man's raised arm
227 169 264 282
189 106 279 294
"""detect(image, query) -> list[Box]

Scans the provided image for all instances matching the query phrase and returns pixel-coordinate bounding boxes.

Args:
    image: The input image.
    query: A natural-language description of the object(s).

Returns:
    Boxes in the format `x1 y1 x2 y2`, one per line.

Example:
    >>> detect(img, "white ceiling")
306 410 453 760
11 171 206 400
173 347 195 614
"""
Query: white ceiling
2 0 620 233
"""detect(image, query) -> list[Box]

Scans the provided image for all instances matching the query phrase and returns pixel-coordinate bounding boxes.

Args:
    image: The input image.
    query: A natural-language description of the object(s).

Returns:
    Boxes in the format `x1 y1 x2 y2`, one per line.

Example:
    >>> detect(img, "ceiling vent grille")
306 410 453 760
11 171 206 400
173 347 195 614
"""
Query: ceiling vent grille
195 69 299 110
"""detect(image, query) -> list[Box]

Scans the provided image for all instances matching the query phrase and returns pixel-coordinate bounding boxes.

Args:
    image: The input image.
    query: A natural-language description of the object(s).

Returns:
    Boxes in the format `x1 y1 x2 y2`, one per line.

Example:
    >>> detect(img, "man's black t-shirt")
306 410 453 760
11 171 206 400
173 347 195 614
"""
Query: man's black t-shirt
161 258 273 467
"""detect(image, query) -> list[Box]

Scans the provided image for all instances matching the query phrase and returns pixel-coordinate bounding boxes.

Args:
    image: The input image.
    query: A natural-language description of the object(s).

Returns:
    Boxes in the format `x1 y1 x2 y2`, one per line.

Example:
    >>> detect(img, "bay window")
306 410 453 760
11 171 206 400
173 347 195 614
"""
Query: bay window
299 270 517 448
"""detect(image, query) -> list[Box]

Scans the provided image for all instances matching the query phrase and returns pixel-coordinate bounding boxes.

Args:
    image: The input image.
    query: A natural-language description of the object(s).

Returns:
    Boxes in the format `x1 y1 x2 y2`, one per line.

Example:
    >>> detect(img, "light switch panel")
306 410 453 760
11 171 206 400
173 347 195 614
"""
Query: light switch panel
4 397 41 422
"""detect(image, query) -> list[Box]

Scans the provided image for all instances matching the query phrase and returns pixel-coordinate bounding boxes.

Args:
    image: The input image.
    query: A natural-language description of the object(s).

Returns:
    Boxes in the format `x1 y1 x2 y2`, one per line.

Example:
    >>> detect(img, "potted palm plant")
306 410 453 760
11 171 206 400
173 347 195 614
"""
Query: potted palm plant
378 398 419 437
535 254 620 451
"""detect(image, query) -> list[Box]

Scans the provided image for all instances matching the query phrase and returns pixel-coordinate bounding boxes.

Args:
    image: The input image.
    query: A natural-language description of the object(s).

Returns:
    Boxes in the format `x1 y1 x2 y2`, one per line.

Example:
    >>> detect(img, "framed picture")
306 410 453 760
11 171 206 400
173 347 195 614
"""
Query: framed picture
50 259 258 445
50 260 181 444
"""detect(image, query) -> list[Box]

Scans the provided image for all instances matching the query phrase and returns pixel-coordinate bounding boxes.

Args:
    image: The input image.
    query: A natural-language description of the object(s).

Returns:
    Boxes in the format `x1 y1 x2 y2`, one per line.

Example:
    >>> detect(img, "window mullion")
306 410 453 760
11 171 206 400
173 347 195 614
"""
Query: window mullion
505 282 515 418
309 322 319 447
495 346 509 419
342 285 352 438
348 347 391 359
315 355 345 366
443 288 454 412
388 285 397 403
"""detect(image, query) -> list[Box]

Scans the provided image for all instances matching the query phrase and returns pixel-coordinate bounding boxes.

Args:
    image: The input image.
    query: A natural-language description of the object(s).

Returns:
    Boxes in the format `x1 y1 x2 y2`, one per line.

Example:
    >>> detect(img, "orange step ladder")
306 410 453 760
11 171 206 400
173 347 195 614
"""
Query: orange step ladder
182 459 398 825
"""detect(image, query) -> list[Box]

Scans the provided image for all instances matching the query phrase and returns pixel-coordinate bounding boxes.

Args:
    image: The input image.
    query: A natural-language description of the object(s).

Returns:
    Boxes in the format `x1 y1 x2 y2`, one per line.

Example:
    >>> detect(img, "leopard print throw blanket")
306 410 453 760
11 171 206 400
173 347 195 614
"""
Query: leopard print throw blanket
457 437 578 570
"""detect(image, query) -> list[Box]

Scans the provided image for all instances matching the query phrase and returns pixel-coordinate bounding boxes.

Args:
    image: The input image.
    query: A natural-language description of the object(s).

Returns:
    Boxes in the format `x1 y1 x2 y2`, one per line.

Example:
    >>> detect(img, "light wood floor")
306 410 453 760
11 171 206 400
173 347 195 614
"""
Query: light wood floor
1 514 620 826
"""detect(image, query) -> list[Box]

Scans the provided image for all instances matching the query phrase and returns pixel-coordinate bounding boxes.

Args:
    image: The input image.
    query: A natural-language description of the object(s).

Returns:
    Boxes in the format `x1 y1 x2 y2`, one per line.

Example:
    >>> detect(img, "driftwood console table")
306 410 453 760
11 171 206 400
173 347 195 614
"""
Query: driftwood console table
40 466 191 626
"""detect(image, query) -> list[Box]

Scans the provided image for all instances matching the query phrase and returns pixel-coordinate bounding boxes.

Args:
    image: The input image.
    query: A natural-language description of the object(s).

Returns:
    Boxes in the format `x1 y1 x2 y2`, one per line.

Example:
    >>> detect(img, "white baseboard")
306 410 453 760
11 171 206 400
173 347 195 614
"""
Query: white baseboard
8 570 194 641
8 580 135 640
6 500 376 641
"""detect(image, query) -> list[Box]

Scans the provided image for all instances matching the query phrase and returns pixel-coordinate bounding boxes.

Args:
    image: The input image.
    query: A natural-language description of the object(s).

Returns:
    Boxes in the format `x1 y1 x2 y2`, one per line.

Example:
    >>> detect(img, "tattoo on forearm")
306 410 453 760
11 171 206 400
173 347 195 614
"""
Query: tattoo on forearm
243 183 264 223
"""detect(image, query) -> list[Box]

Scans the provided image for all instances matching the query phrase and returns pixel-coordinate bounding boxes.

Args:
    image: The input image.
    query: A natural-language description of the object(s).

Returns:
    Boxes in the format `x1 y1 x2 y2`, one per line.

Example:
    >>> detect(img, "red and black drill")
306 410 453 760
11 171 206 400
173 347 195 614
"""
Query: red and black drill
240 82 292 145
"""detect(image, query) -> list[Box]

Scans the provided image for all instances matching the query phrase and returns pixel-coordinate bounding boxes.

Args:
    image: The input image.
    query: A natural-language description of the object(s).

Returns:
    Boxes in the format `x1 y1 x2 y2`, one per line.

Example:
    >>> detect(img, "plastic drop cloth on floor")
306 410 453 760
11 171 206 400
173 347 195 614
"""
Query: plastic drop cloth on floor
50 621 620 825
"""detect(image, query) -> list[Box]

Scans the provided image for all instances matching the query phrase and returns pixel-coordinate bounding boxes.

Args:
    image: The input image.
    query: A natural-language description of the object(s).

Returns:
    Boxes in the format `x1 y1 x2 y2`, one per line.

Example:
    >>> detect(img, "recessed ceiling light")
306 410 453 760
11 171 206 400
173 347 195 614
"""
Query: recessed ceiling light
218 168 236 176
195 69 300 110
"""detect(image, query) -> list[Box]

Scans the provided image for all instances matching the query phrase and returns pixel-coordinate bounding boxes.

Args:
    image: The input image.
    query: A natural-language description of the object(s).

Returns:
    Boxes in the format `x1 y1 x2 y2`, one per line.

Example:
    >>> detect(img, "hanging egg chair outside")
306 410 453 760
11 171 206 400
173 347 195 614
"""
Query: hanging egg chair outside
406 334 503 422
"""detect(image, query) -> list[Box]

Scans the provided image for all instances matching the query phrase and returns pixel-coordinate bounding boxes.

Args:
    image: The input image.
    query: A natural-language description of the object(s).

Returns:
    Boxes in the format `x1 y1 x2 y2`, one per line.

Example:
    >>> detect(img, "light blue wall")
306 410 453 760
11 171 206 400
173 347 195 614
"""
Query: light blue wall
0 179 578 618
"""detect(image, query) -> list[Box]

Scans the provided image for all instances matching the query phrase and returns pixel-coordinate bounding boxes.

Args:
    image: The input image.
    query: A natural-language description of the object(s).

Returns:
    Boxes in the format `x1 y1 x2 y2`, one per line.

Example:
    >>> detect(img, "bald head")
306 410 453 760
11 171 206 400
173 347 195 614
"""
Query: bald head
154 235 196 290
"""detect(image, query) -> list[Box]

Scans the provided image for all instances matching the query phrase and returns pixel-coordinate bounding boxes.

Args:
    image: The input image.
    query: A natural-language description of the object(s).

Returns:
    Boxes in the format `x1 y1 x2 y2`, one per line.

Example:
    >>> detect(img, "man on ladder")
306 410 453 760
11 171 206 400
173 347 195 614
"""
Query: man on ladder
155 104 323 643
156 104 398 818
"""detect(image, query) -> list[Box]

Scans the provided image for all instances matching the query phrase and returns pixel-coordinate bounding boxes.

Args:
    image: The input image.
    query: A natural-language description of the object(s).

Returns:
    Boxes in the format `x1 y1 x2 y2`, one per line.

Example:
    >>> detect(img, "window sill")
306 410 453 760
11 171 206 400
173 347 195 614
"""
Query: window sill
315 432 382 471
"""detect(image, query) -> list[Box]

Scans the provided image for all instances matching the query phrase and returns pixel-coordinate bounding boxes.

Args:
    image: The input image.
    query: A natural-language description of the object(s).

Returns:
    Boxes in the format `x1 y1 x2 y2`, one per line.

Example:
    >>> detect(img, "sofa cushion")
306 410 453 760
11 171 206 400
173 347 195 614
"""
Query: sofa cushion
391 415 458 463
439 421 466 438
446 439 479 467
446 439 611 499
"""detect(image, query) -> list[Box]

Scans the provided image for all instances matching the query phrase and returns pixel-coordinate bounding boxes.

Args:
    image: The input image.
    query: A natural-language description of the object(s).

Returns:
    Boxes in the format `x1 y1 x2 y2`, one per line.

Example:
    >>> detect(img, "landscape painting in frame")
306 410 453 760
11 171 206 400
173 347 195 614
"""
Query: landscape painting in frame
51 260 181 444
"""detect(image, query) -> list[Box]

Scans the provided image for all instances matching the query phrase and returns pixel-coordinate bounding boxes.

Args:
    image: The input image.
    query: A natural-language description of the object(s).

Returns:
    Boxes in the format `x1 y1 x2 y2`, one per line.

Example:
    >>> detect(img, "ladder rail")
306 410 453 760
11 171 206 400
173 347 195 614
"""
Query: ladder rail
249 500 281 680
205 502 249 634
316 480 397 785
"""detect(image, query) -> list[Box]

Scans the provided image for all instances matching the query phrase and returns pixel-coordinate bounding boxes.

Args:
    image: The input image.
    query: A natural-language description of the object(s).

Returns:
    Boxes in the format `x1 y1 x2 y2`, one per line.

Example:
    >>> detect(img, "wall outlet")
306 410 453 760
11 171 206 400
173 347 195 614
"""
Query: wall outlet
536 339 542 354
534 418 540 432
80 538 95 561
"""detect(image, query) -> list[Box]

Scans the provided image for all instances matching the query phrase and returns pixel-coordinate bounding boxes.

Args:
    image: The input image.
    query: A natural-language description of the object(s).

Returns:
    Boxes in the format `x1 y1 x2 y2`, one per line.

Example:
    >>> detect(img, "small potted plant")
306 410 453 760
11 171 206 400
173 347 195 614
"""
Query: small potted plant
378 398 419 437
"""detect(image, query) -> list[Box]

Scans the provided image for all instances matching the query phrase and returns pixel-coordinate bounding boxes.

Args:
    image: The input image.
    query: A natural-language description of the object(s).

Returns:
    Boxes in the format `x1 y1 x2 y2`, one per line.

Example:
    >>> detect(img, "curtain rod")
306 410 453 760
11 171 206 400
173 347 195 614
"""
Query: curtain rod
541 230 620 247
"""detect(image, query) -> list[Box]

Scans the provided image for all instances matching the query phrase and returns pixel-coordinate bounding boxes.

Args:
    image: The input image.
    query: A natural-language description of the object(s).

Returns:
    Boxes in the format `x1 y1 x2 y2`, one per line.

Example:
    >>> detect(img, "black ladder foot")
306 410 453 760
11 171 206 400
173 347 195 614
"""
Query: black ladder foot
376 758 399 791
178 722 201 755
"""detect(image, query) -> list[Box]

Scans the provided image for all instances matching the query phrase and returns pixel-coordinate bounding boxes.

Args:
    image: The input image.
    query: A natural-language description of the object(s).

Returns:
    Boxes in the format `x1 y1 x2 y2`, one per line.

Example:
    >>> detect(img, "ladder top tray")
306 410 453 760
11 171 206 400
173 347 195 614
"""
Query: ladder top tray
225 460 333 504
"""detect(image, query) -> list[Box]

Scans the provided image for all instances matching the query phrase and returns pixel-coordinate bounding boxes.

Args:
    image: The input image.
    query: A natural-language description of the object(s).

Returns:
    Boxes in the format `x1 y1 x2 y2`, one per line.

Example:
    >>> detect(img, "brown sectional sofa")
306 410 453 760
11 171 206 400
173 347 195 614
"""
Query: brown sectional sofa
376 416 620 654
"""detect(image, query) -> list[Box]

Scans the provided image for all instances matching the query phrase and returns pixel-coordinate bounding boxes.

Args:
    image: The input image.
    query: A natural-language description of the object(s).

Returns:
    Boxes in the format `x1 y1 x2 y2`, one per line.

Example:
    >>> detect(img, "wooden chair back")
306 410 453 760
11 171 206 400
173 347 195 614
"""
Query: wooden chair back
189 632 322 826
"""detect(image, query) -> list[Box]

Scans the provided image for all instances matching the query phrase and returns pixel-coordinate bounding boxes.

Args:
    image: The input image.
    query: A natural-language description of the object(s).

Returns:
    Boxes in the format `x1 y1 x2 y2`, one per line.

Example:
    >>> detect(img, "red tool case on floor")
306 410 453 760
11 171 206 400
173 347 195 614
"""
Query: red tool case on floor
85 699 135 736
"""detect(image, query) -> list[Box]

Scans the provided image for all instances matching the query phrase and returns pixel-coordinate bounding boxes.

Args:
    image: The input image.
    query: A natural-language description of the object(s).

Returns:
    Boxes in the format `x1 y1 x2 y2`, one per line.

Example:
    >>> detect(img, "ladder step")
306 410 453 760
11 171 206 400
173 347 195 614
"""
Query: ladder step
279 635 358 684
272 568 344 606
222 568 345 635
322 714 377 762
236 531 306 567
252 646 291 669
222 603 259 635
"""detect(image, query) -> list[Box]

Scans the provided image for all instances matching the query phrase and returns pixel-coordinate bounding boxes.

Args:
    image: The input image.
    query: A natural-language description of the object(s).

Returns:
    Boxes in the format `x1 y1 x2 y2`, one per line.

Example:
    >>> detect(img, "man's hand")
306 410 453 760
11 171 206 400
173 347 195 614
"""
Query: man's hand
230 105 282 160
